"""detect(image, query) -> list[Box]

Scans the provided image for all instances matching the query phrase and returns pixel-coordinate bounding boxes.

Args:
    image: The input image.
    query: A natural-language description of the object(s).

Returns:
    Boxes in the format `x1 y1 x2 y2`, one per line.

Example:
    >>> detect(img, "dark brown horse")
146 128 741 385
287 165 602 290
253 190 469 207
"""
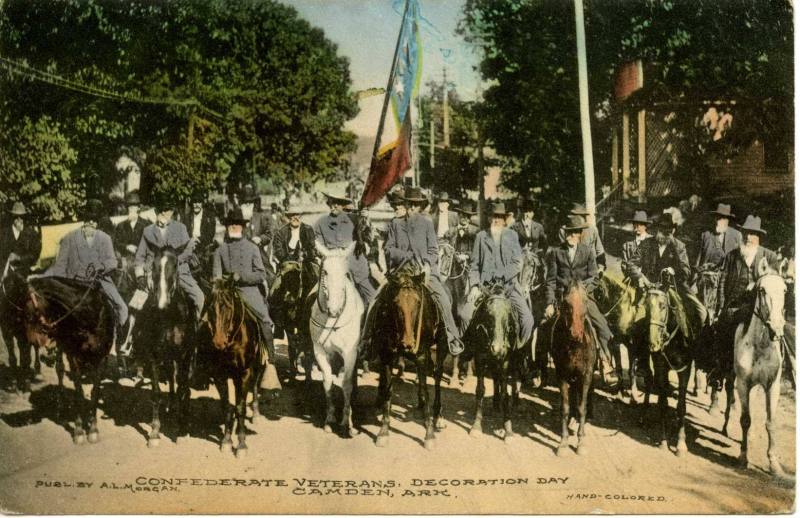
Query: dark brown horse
199 276 264 457
551 280 596 456
463 283 523 442
1 265 39 392
373 266 446 450
23 274 115 444
134 250 195 446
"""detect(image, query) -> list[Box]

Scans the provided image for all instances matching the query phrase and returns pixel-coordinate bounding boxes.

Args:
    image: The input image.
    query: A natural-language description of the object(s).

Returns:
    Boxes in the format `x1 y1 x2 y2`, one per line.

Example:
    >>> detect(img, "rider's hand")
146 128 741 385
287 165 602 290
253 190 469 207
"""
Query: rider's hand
545 304 555 319
252 236 262 245
598 263 606 272
126 244 138 255
467 286 481 305
233 272 241 283
457 253 469 261
136 276 147 291
638 277 649 289
663 266 675 276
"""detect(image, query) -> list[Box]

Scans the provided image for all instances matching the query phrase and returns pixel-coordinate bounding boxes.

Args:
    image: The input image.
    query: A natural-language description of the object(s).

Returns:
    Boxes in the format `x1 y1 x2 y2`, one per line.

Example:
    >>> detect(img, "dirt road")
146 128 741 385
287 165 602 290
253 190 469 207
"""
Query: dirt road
0 341 794 514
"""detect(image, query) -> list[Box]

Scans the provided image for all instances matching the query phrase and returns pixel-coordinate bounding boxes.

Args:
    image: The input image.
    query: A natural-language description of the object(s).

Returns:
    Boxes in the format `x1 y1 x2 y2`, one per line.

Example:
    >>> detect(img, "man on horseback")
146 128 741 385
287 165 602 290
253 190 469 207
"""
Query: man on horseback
432 192 459 244
696 203 742 272
453 200 479 258
313 193 375 306
363 186 463 356
213 208 276 369
113 192 148 266
0 202 41 278
545 215 612 363
621 210 652 281
630 213 707 342
511 198 547 254
558 203 606 271
47 200 129 337
134 197 205 322
468 202 534 349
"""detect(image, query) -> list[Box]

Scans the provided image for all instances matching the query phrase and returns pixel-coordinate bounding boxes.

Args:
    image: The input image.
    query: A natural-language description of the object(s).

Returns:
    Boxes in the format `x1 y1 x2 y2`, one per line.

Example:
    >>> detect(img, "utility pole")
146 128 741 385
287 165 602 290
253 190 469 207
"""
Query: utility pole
442 67 450 148
573 0 596 217
429 106 435 168
475 81 486 229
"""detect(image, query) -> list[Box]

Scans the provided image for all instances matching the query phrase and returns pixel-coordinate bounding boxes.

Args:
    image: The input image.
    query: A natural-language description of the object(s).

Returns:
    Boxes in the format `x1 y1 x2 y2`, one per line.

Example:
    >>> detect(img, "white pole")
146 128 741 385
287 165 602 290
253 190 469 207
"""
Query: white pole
574 0 595 216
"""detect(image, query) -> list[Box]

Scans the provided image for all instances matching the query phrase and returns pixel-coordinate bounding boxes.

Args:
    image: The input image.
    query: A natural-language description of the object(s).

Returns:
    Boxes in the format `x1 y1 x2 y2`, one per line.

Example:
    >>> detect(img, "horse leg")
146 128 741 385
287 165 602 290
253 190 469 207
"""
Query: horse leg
315 353 336 433
87 367 102 444
55 349 65 424
375 361 393 447
556 381 570 456
722 372 735 436
215 376 233 453
416 354 435 450
147 355 162 448
287 334 299 379
33 344 41 380
655 356 669 451
16 338 32 393
176 350 192 438
736 377 751 468
502 365 514 443
433 346 445 431
576 375 591 455
765 376 784 476
612 342 624 399
70 360 87 445
470 356 484 437
340 353 360 438
234 375 249 458
676 364 691 457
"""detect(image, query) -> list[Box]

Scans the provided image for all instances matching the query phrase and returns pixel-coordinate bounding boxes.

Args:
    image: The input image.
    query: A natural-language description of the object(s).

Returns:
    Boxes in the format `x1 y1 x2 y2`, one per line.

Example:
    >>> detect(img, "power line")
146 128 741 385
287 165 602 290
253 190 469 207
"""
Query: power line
0 55 223 119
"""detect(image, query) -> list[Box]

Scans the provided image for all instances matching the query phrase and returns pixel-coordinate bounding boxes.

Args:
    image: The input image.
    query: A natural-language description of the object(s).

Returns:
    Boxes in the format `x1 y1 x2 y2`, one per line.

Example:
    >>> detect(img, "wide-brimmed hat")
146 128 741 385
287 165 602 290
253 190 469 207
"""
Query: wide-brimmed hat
710 203 735 219
223 208 248 226
323 192 352 206
9 202 27 216
285 207 302 217
564 214 588 232
241 185 259 203
629 210 650 225
80 199 104 222
490 202 510 217
402 186 429 205
435 192 452 203
455 199 477 215
124 191 141 206
387 191 404 207
738 215 766 236
569 202 591 216
152 195 174 213
520 198 537 212
654 213 676 232
190 192 205 204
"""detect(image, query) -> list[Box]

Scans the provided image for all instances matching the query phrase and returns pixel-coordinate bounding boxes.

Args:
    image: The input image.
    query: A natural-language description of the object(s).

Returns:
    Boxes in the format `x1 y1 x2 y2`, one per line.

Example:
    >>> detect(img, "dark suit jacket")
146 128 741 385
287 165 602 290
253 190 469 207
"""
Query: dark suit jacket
718 245 780 310
453 224 479 256
183 207 217 248
545 243 598 305
273 223 317 263
113 218 149 256
696 227 742 269
468 228 523 287
632 236 691 291
0 224 41 273
511 219 547 252
245 210 273 246
385 214 439 275
621 234 651 279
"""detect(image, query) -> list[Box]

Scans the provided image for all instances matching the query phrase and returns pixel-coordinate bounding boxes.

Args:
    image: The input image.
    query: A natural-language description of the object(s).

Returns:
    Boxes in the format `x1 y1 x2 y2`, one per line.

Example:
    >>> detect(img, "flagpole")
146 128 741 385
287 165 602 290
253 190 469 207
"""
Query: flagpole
363 0 411 209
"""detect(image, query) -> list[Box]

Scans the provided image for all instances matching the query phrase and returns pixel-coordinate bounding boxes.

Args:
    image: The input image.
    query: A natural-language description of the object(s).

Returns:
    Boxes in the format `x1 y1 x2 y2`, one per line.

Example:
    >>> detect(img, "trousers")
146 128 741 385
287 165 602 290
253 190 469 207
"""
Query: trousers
99 278 128 326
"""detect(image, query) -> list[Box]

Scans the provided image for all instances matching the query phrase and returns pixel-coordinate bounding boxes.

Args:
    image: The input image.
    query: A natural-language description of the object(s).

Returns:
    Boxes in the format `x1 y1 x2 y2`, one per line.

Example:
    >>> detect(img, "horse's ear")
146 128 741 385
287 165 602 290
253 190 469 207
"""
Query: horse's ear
597 269 605 280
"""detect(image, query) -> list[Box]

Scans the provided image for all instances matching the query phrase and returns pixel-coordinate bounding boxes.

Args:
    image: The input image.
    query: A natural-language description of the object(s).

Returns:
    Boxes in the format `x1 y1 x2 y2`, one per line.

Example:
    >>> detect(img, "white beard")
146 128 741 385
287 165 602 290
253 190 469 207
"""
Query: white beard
228 230 243 239
490 226 503 241
715 222 728 234
241 204 254 221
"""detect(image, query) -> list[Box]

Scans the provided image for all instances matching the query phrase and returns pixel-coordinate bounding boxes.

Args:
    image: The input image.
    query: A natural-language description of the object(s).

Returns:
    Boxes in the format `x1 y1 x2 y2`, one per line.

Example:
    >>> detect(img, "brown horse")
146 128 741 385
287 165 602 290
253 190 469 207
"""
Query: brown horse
373 266 446 450
551 280 596 456
199 276 264 457
23 274 115 444
1 265 40 392
463 283 522 442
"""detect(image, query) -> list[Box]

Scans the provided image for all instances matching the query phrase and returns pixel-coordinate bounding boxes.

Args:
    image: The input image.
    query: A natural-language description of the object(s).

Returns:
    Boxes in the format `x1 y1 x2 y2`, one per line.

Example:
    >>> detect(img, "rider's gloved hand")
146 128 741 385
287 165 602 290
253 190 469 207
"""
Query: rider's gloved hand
126 244 138 255
467 286 481 305
544 304 556 319
136 276 147 291
663 266 675 276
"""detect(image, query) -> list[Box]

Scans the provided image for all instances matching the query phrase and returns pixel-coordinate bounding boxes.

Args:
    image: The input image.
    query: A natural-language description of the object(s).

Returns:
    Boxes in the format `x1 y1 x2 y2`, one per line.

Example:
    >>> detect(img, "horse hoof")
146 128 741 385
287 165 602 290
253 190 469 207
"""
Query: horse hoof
344 427 361 438
87 432 99 444
738 455 748 468
235 447 248 459
147 437 160 448
469 425 481 437
676 445 688 458
504 434 514 445
435 418 446 431
375 435 389 448
323 424 333 434
659 441 669 451
73 433 86 446
721 427 728 437
556 445 570 457
424 438 437 451
769 460 785 477
576 444 588 456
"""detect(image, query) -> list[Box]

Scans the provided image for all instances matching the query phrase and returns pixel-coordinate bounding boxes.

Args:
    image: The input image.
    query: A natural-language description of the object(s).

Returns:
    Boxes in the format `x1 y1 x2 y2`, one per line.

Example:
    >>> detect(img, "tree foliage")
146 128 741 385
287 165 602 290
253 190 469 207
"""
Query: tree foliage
459 0 793 205
0 0 358 219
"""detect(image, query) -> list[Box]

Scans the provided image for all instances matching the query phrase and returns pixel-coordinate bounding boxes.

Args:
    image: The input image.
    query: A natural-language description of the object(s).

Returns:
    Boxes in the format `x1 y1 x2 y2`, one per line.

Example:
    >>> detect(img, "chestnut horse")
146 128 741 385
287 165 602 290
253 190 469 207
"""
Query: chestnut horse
551 280 596 456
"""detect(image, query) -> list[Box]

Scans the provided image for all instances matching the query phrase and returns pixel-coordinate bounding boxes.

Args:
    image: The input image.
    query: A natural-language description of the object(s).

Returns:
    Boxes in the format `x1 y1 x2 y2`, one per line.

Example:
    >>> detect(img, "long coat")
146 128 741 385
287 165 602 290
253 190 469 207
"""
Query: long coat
453 223 479 257
113 217 149 257
632 236 692 291
696 227 742 269
245 210 273 246
0 224 41 274
717 245 780 311
621 234 651 279
545 242 598 305
49 229 116 281
468 228 523 288
213 237 271 324
512 219 547 253
385 213 440 277
313 211 372 292
134 220 195 277
273 222 317 263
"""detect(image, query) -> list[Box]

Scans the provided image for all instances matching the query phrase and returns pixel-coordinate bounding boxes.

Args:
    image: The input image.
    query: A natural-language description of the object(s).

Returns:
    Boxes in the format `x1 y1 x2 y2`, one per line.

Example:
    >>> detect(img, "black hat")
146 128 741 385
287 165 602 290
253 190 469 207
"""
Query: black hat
152 195 174 214
569 202 591 216
739 215 767 236
124 191 141 206
241 185 259 203
564 214 588 231
455 199 477 215
402 186 429 206
223 208 248 226
654 213 676 232
80 199 104 222
323 192 353 206
190 192 205 204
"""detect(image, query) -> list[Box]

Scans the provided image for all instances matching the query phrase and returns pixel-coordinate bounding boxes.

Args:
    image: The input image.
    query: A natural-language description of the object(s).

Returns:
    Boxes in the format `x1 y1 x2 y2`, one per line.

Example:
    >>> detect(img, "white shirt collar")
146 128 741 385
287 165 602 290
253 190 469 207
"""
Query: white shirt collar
11 226 20 240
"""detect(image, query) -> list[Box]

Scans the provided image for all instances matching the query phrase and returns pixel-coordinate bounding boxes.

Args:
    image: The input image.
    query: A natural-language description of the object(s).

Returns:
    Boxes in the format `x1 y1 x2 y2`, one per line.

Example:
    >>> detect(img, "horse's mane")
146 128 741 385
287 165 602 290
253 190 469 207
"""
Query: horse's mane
561 280 588 340
29 276 106 319
208 278 254 352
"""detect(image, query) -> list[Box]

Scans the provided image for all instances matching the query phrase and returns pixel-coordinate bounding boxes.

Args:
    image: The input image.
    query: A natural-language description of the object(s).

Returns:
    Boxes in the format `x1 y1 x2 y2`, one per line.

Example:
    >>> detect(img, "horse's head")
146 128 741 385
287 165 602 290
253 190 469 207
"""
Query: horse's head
153 249 179 309
208 278 242 350
22 285 56 350
645 288 670 351
560 280 587 341
697 265 721 314
754 257 787 341
278 261 304 306
391 272 426 353
475 291 515 357
318 243 354 317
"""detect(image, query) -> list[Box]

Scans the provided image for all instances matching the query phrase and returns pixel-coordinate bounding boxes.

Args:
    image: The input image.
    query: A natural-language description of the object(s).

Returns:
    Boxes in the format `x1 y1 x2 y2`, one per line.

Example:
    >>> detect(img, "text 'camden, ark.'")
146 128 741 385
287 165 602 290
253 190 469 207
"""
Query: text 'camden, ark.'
34 476 567 497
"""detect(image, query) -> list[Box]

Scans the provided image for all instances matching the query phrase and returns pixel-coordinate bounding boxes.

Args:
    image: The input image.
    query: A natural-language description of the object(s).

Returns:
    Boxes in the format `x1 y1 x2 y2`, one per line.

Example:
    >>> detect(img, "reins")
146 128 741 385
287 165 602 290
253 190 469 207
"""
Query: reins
31 266 101 329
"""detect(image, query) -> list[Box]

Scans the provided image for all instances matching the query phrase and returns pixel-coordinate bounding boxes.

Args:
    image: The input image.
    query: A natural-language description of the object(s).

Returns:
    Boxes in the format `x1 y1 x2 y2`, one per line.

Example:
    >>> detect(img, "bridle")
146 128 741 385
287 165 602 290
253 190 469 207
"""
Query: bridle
646 287 684 372
29 264 100 330
752 273 785 340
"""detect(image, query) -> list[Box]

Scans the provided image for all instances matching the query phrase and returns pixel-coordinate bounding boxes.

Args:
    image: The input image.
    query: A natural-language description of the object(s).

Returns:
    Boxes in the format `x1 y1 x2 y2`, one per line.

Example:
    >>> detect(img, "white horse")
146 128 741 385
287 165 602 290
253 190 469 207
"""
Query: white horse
735 257 789 475
309 243 364 438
